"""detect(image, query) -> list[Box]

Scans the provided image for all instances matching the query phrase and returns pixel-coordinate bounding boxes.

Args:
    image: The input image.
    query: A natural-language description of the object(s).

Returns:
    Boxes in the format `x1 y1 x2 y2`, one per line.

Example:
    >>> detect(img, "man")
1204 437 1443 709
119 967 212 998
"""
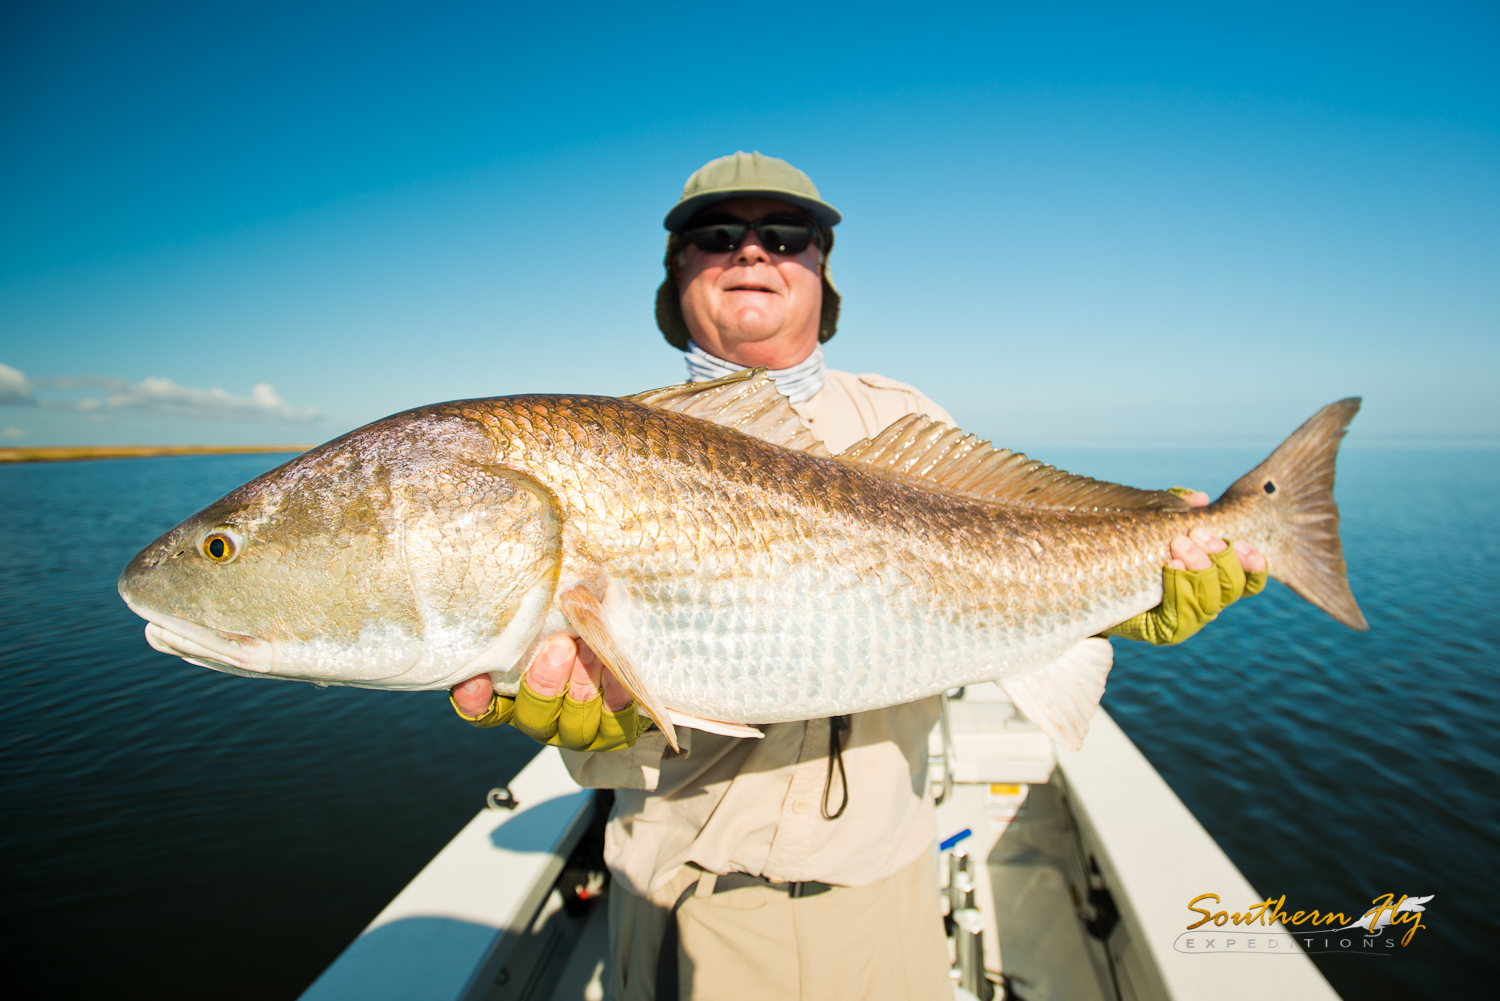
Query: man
451 152 1265 1000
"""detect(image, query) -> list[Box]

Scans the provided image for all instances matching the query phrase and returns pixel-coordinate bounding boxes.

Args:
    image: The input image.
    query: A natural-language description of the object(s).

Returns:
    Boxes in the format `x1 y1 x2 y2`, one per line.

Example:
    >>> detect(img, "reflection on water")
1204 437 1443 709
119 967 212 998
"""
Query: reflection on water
1 448 1494 998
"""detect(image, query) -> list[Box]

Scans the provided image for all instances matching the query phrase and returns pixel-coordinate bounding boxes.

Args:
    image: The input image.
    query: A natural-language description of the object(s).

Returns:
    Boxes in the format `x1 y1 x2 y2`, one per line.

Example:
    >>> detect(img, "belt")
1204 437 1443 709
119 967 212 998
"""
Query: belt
654 869 838 1001
697 871 836 898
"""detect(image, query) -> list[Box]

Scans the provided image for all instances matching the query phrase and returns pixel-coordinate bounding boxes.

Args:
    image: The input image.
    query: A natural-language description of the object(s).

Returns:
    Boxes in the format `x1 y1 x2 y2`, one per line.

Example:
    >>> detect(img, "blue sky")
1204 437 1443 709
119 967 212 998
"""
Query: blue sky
2 1 1495 450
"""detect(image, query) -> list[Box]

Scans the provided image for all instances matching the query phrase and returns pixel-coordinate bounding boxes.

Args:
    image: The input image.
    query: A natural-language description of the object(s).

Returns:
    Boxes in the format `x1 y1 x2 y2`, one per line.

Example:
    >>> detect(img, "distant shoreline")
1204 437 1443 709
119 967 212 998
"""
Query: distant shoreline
0 444 314 464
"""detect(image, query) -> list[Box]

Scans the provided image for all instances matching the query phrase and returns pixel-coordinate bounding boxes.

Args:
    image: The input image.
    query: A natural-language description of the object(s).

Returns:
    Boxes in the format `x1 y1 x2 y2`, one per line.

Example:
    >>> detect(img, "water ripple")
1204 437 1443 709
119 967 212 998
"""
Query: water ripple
0 456 538 999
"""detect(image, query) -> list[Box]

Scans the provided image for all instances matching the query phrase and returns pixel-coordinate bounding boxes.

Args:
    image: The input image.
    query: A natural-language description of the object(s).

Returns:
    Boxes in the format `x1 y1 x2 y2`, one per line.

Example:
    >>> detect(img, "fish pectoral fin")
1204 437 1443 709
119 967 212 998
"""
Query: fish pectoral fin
999 637 1114 752
558 585 679 751
667 710 765 739
625 369 832 457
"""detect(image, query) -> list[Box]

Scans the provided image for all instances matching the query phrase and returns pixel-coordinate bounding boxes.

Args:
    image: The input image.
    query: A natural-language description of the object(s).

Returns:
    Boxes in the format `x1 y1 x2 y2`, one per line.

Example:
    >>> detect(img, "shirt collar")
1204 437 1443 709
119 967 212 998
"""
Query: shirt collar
684 341 827 404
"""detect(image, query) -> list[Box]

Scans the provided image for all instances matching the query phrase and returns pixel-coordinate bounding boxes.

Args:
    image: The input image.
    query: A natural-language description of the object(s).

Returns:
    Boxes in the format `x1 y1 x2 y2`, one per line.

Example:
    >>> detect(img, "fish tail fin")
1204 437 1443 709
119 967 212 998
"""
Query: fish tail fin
1218 397 1369 631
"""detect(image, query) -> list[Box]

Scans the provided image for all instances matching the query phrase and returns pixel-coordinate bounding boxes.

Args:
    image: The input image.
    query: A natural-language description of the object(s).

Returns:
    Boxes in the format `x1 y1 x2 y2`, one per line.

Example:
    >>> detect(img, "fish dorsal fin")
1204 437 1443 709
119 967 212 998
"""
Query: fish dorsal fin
626 369 833 457
838 414 1191 511
1000 637 1114 751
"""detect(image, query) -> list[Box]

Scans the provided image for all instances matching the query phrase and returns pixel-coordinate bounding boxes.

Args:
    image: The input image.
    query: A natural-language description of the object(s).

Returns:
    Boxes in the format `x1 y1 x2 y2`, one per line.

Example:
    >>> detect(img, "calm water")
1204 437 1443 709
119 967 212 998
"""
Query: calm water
2 448 1495 998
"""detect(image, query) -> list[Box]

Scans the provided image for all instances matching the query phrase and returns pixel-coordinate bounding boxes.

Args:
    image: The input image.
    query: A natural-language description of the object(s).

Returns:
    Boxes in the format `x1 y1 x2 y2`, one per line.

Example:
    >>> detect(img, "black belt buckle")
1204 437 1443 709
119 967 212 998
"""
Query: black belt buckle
786 880 833 899
694 867 836 899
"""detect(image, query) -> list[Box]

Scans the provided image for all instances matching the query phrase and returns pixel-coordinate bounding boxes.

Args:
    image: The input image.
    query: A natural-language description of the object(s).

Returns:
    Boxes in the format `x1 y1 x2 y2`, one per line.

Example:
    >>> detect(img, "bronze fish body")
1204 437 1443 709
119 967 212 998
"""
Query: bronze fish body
119 372 1366 749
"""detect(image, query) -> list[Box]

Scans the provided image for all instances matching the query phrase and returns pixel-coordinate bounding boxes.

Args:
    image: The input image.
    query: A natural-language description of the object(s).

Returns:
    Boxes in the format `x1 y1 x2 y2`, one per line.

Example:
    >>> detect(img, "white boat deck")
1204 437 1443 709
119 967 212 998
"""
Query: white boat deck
301 690 1341 1001
299 750 599 1001
933 684 1339 1000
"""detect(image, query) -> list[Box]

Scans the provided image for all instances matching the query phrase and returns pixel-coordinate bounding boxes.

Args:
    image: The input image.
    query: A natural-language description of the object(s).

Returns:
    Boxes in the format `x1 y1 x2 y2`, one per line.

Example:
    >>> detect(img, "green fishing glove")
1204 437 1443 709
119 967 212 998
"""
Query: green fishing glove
1104 544 1269 646
449 679 651 751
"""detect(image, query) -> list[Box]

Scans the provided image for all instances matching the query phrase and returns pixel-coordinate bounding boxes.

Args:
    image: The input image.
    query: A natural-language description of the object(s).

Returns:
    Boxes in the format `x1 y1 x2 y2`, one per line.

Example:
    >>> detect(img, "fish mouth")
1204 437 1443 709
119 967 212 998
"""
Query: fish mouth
122 596 453 689
123 598 275 676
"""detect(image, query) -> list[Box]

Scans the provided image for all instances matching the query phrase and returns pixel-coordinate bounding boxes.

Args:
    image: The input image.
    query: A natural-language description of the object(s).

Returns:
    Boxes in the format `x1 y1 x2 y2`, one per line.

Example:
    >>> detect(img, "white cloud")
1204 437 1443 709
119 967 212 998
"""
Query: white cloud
0 363 33 405
1 363 320 424
3 426 27 438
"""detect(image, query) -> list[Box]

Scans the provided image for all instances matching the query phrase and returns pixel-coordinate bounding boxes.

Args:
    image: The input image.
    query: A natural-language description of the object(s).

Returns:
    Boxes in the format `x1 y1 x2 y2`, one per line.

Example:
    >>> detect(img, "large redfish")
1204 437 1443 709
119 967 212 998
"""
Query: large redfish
118 371 1366 750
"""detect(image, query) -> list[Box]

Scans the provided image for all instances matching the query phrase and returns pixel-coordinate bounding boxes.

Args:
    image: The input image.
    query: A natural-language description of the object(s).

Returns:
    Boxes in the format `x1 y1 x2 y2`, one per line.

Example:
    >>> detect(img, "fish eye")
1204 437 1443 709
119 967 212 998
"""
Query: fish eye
201 527 244 564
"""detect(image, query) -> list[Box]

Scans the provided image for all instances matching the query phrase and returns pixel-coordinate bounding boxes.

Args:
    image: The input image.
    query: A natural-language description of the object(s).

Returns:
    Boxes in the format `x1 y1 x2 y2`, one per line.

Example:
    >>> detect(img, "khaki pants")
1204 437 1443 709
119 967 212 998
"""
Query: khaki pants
606 851 952 1001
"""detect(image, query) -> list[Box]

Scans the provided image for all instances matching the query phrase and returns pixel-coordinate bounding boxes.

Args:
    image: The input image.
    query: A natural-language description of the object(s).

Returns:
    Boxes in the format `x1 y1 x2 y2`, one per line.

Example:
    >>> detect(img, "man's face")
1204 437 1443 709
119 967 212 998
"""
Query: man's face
675 197 823 369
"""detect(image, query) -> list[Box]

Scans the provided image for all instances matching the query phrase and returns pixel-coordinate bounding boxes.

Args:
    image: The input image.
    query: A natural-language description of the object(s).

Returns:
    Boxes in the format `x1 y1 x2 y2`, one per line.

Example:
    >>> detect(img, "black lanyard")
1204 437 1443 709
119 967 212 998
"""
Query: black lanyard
821 715 849 820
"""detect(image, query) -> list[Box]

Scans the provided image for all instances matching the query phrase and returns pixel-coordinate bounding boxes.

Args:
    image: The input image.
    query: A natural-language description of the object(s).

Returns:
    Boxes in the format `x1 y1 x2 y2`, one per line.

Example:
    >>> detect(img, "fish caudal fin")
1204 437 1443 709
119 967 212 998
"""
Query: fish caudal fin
1000 637 1114 751
1219 398 1369 631
559 586 680 750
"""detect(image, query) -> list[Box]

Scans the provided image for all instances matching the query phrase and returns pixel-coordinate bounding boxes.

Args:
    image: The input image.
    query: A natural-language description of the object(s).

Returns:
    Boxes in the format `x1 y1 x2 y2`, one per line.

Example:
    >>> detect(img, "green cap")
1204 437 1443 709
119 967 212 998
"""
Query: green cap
662 151 842 232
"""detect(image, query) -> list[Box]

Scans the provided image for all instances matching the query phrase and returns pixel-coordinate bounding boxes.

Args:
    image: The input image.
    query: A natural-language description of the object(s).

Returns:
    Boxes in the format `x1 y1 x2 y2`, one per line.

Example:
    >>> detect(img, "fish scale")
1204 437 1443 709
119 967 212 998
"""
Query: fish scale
478 398 1205 720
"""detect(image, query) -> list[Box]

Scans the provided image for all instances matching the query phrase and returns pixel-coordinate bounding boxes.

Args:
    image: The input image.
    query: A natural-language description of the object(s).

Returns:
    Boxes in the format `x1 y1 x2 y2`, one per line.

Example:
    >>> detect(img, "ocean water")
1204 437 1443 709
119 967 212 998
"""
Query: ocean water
1 447 1494 998
0 454 540 998
1051 445 1498 1000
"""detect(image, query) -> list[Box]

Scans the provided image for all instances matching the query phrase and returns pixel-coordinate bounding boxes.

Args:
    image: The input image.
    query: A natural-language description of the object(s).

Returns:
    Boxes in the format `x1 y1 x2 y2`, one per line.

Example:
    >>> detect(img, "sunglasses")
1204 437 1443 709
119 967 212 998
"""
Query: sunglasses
683 216 821 255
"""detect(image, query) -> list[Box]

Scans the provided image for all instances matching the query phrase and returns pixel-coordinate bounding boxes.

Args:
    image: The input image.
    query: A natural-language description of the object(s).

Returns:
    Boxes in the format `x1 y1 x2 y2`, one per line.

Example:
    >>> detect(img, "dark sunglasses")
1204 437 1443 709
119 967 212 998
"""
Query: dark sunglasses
683 216 821 255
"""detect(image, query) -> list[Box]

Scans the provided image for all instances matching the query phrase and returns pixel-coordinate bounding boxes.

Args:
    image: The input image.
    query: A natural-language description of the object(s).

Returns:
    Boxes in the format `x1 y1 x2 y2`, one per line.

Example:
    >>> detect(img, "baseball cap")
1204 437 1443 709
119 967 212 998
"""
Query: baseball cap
663 151 842 231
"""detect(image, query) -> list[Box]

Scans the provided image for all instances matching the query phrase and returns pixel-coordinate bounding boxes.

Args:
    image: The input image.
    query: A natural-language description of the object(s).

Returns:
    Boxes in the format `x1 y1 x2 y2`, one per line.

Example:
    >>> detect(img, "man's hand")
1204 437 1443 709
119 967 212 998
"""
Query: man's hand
1167 494 1268 574
450 673 496 718
1168 529 1268 574
450 636 637 747
1103 491 1270 646
451 635 634 715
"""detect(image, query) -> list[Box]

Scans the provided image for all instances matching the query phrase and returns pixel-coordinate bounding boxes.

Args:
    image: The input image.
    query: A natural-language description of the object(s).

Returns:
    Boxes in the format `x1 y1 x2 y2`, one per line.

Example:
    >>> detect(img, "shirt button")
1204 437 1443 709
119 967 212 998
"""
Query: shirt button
792 800 809 815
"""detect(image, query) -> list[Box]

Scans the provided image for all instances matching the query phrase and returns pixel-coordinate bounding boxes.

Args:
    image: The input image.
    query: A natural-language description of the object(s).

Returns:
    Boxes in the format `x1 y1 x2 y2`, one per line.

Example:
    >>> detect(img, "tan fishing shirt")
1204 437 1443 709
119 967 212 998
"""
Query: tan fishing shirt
562 370 956 898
